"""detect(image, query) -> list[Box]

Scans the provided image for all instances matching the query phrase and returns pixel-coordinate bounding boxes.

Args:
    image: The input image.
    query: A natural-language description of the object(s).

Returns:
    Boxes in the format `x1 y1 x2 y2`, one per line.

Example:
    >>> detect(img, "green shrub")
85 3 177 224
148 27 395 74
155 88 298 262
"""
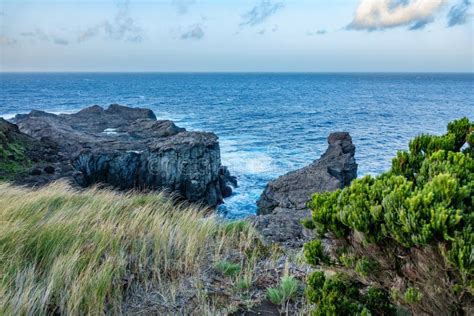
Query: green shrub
303 239 330 266
306 271 394 315
364 287 395 315
305 118 473 272
215 260 241 277
304 118 473 314
267 275 299 306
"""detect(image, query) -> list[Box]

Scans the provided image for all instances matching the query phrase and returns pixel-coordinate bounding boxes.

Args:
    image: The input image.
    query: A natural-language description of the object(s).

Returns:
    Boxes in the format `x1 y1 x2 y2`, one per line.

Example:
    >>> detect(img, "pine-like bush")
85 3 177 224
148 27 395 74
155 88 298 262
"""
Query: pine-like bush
304 118 473 314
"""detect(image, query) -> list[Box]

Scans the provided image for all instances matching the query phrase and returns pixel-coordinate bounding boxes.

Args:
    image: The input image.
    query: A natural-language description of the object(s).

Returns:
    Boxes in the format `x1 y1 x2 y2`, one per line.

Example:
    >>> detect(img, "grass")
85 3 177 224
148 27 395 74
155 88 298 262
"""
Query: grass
267 275 299 306
215 260 241 277
0 181 261 315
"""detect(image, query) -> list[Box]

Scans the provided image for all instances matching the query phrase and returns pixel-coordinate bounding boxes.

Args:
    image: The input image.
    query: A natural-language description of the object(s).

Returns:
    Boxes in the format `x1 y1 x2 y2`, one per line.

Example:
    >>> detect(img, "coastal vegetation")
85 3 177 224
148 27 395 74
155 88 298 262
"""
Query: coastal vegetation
1 116 472 315
303 118 473 314
0 119 31 180
0 182 310 315
0 182 258 314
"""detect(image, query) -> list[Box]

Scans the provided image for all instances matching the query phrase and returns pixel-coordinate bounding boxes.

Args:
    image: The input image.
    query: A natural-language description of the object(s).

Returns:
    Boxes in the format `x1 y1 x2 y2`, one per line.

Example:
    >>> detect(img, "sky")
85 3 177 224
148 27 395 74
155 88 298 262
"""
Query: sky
0 0 473 72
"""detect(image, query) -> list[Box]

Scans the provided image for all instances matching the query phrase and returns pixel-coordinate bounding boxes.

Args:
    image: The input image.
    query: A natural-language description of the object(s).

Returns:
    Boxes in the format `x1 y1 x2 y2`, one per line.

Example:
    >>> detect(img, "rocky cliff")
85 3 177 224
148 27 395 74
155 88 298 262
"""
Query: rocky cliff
252 132 357 246
12 104 236 207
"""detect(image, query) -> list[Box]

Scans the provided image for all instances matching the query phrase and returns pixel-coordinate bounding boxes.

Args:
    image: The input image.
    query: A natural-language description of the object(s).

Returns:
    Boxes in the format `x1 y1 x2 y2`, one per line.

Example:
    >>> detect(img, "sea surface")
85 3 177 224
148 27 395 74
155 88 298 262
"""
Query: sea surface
1 73 473 218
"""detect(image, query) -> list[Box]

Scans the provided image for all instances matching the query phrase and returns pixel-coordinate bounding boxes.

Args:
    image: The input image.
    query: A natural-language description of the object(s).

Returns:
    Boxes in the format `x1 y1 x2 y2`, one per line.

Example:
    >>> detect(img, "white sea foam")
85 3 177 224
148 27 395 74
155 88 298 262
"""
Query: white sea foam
103 128 118 135
0 113 18 120
0 108 82 121
220 139 278 175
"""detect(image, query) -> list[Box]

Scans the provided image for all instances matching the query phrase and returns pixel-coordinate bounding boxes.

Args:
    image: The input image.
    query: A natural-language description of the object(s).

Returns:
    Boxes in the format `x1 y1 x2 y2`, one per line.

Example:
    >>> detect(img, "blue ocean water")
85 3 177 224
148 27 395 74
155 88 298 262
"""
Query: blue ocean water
1 73 473 218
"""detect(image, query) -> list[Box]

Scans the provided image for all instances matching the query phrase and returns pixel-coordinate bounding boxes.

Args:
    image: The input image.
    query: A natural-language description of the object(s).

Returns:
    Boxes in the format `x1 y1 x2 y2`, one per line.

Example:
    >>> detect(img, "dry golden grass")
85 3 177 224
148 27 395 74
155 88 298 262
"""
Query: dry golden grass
0 182 259 315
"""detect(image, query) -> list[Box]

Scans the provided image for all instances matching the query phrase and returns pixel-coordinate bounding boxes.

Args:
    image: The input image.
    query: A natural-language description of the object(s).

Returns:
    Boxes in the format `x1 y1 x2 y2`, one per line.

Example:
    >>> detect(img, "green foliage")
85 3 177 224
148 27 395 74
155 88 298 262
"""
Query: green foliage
215 260 241 277
0 139 31 179
364 287 395 315
304 118 473 277
236 275 252 291
403 287 423 304
267 275 299 306
301 218 316 230
304 239 330 266
339 252 356 268
306 272 394 316
355 257 378 277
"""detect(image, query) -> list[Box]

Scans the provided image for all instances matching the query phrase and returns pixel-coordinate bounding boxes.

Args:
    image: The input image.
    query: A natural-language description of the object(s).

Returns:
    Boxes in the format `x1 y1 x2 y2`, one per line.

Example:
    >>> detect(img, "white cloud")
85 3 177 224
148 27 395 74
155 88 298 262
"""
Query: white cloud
180 24 205 40
447 0 472 27
348 0 447 31
78 0 143 43
240 0 284 27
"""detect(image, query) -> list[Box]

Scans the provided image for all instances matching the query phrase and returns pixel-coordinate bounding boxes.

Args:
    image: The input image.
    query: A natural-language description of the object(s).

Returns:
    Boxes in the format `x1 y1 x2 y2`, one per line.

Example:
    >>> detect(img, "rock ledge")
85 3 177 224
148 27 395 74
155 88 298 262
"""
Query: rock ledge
12 104 236 207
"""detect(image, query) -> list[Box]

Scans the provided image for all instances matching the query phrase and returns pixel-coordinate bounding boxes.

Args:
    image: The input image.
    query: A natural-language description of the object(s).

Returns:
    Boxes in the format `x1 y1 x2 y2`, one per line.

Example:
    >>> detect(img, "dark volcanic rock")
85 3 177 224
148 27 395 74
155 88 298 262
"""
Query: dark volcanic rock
251 132 357 247
44 166 55 174
12 104 235 207
257 132 357 215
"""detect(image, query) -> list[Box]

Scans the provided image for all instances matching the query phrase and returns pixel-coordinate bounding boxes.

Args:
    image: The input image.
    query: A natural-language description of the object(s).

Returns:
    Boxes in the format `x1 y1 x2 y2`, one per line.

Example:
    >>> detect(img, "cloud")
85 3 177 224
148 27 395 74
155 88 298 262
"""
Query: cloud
181 24 205 40
54 38 69 45
19 28 69 45
173 0 196 14
447 0 471 26
307 29 327 36
0 35 17 46
347 0 447 31
408 18 433 30
240 0 284 27
78 0 143 43
20 29 49 41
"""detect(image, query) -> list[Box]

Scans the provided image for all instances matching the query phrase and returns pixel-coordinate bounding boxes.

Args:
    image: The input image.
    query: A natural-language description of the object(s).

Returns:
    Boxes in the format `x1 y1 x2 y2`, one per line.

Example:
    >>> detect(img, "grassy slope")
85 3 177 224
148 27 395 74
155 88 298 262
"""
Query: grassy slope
1 182 279 315
0 122 31 180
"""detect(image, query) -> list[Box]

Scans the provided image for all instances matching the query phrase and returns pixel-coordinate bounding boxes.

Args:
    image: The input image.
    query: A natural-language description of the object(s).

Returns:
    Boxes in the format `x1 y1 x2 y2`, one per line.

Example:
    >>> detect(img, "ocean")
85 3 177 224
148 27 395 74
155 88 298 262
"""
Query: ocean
1 73 473 218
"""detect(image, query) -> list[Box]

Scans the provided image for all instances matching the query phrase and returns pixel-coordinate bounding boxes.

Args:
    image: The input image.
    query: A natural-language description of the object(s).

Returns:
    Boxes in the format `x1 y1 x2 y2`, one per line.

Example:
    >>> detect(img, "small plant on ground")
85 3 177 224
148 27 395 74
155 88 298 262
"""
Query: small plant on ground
403 287 423 304
267 275 299 306
355 257 378 277
215 260 241 277
235 275 252 291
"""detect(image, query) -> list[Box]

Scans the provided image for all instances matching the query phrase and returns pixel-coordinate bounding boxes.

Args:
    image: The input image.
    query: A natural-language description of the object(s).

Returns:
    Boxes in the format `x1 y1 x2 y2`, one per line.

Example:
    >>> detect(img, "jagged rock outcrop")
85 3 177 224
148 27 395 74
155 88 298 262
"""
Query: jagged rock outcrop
12 104 236 206
251 132 357 246
257 132 357 215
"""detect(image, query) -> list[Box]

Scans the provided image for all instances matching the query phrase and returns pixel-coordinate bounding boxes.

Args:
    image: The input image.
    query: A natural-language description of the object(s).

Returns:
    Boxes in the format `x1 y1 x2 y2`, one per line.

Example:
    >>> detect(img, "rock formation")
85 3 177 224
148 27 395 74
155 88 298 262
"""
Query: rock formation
11 104 236 207
251 132 357 246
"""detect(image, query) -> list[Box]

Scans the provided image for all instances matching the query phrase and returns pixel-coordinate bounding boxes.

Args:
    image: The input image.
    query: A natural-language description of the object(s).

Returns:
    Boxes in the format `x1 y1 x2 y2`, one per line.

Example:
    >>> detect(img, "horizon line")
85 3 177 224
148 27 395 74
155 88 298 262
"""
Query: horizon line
1 70 473 74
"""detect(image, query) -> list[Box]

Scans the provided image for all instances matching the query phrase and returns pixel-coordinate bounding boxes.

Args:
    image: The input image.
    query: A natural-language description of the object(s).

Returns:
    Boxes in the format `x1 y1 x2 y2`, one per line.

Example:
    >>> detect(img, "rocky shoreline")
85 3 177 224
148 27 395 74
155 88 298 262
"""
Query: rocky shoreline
250 132 358 247
3 104 236 207
1 104 360 315
1 104 356 215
